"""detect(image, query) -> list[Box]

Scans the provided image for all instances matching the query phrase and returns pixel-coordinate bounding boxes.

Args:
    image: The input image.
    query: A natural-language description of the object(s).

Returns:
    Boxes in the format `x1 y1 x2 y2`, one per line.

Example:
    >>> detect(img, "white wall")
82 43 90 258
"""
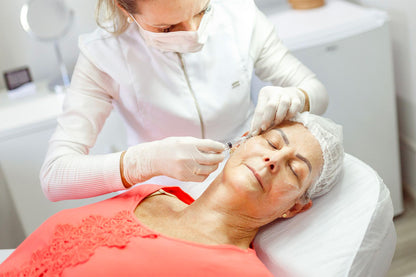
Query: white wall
349 0 416 195
0 0 97 90
0 167 25 248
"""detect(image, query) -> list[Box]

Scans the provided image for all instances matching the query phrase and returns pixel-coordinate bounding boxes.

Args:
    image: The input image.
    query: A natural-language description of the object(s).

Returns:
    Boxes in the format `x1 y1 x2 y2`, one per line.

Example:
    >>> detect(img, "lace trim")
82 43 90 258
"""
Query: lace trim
1 210 156 277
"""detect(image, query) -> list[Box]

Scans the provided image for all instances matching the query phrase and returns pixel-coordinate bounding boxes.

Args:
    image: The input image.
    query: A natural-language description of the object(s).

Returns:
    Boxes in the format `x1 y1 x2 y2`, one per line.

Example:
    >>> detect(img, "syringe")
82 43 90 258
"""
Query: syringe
225 136 250 151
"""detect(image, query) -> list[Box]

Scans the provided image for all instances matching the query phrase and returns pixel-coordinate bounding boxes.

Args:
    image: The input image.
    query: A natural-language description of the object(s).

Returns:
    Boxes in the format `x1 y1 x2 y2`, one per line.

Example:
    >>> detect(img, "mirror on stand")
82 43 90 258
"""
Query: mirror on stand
20 0 74 92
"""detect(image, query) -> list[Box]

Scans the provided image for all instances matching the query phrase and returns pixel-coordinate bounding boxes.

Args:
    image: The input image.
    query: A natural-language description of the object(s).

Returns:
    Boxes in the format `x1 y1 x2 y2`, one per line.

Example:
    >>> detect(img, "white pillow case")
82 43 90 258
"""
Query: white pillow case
253 153 396 277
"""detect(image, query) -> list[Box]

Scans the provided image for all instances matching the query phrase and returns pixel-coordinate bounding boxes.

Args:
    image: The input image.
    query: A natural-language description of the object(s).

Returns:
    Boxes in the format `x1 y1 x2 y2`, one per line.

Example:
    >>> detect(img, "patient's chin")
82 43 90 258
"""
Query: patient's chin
226 173 263 195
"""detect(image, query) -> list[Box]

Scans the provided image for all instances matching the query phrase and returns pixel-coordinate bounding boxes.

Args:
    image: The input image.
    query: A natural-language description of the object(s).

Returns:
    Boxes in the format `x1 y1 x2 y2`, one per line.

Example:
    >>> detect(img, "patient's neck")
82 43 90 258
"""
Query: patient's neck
135 177 261 249
178 175 263 249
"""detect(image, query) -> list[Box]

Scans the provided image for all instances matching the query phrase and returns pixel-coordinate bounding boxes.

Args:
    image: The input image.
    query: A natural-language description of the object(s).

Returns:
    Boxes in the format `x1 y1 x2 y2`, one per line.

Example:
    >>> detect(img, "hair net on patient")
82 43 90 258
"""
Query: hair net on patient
290 112 344 199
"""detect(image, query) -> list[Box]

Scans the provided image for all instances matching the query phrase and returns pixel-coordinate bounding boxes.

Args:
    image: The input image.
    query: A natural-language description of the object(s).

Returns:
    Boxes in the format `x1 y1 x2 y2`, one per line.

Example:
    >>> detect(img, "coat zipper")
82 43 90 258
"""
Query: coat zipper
177 53 206 139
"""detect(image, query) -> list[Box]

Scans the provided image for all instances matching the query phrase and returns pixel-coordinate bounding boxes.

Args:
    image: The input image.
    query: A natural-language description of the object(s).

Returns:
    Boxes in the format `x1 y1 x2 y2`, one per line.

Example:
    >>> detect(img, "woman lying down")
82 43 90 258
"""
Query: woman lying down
0 113 343 277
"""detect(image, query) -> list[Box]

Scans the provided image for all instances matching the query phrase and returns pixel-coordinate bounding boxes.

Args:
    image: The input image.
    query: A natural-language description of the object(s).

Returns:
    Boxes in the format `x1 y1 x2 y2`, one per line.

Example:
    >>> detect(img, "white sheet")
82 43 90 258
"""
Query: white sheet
0 249 14 264
253 153 396 277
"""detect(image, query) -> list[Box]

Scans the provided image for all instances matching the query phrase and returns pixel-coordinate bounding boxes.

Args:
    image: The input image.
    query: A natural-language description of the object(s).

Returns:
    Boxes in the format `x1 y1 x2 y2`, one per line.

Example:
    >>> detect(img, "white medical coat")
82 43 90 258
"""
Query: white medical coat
41 0 328 201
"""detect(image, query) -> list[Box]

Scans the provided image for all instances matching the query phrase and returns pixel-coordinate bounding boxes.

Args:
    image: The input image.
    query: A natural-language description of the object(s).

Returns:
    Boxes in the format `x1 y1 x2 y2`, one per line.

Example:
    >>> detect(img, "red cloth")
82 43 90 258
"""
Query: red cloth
0 184 273 277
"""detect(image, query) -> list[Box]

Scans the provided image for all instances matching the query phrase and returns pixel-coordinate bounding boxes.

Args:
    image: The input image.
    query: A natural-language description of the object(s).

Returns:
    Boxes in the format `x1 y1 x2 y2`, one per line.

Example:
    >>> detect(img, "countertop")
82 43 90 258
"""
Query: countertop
0 82 65 140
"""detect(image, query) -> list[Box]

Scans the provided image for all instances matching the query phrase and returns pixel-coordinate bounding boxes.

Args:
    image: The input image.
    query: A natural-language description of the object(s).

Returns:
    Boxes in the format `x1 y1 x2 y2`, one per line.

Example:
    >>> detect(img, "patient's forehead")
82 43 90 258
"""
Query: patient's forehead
263 121 306 138
263 121 323 178
273 120 300 129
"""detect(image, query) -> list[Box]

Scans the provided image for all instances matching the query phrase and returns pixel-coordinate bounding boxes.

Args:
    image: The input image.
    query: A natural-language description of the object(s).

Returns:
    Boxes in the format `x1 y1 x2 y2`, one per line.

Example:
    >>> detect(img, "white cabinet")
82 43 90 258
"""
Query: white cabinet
254 0 403 214
0 83 127 242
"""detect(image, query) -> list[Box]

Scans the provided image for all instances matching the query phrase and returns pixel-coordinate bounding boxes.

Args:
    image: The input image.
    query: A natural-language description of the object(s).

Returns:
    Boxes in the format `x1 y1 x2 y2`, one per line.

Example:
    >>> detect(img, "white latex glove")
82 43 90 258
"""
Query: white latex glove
123 137 226 185
250 86 305 136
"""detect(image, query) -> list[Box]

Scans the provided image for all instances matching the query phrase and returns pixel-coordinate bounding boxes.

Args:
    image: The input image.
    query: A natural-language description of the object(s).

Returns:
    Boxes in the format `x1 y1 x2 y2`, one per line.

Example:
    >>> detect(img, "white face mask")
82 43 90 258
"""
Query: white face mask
131 6 212 53
130 4 213 53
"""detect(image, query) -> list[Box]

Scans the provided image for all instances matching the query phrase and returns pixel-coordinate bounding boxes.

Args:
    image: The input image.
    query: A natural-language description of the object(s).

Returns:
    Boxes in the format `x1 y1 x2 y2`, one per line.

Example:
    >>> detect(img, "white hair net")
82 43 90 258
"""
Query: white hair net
290 112 344 199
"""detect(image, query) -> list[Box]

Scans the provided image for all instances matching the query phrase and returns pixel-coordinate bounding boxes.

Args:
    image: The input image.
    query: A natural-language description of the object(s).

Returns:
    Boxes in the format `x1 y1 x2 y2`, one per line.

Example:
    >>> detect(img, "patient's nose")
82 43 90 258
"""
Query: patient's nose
264 147 294 172
264 157 279 172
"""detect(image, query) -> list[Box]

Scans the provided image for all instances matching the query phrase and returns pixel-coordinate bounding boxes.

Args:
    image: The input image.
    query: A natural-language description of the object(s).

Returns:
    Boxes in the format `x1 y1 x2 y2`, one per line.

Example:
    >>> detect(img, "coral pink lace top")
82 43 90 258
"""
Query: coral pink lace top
0 184 272 277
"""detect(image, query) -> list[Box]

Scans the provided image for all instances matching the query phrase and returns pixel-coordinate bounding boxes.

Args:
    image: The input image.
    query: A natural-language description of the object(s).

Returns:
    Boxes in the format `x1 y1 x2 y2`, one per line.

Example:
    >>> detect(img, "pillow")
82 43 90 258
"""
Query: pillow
253 153 396 276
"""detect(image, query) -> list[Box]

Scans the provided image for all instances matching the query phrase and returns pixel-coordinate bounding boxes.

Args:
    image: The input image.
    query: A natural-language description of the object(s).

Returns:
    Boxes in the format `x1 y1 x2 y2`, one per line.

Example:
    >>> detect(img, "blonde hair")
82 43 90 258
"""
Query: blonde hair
95 0 138 35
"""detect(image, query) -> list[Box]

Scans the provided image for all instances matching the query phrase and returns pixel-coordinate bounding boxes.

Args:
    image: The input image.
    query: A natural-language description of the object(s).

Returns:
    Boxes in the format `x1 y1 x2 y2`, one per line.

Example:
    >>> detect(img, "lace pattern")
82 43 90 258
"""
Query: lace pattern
1 210 157 277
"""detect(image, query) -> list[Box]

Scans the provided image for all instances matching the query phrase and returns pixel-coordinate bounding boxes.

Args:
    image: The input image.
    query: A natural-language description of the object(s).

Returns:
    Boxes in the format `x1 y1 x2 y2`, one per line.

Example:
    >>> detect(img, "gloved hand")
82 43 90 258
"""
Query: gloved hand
250 86 306 136
122 137 226 185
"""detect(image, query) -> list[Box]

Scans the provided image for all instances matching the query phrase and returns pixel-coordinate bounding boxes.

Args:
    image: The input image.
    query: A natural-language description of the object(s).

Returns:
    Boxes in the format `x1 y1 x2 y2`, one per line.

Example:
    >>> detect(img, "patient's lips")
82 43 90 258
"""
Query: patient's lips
245 164 264 191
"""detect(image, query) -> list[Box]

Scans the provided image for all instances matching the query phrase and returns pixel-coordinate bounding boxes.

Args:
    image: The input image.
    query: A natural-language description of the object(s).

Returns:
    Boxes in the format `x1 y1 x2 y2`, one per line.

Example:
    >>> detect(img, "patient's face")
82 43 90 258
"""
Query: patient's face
222 121 323 221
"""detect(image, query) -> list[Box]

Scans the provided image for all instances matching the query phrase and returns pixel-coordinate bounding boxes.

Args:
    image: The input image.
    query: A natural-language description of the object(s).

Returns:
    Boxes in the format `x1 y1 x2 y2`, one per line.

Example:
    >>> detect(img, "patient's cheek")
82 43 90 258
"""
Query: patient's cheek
241 139 262 153
270 182 303 200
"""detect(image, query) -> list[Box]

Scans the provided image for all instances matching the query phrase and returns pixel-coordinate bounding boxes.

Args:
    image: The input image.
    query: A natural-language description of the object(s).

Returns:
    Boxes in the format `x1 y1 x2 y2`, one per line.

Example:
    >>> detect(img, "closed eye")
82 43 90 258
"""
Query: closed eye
267 140 277 150
289 161 299 179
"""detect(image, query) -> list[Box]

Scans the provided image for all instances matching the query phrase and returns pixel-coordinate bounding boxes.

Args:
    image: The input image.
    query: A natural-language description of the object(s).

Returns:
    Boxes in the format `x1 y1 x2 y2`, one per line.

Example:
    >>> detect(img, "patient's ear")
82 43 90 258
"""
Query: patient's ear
282 200 313 219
